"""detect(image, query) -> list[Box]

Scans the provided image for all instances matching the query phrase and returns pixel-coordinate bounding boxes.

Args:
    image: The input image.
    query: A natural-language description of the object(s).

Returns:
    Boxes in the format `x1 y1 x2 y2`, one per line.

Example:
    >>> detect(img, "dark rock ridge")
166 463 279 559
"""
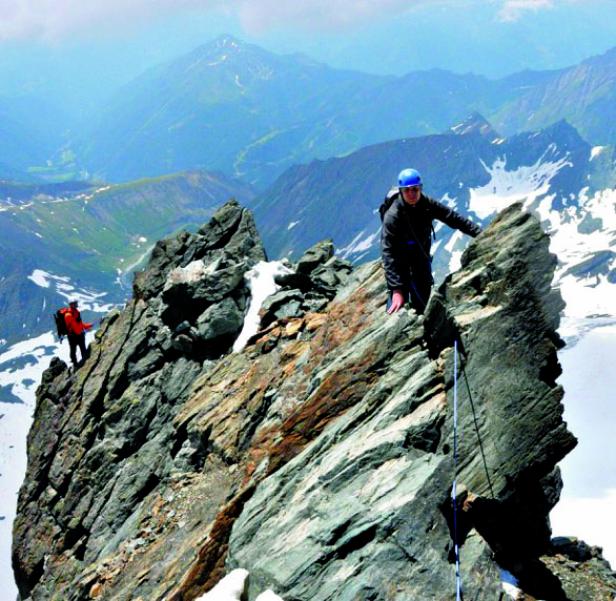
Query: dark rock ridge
13 202 615 600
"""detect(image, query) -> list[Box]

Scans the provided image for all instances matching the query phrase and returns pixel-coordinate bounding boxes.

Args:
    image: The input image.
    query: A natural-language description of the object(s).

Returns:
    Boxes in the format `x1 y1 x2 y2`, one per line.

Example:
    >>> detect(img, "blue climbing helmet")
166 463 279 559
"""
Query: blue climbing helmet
398 168 422 189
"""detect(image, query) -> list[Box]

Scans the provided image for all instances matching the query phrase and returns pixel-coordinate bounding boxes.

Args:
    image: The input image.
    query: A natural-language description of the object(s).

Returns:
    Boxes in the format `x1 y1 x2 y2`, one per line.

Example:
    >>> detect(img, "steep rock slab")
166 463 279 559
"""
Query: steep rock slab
225 205 579 600
12 201 358 600
12 201 266 600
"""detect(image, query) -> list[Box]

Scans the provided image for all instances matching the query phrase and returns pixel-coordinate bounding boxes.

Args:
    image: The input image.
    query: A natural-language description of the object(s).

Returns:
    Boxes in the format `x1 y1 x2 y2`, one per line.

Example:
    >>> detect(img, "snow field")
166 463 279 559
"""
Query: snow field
27 269 114 313
0 331 86 595
468 151 572 220
194 568 284 600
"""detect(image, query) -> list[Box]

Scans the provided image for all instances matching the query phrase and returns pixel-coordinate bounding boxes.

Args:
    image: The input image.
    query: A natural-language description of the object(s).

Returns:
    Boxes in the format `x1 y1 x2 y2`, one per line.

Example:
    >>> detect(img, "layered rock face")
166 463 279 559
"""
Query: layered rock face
13 202 615 600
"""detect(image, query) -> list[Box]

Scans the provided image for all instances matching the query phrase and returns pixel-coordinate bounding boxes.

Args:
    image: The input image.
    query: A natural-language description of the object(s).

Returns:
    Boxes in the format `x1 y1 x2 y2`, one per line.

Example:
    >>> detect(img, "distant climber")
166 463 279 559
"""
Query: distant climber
380 168 481 315
62 300 92 368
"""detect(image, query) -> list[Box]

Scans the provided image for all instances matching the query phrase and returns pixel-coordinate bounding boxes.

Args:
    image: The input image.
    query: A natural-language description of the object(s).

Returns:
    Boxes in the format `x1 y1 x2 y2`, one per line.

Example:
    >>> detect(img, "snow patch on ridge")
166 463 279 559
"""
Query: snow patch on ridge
468 152 572 219
541 187 616 340
500 569 522 599
194 568 285 601
233 261 292 352
255 591 285 600
167 260 209 285
28 269 51 288
445 230 464 272
590 146 606 161
194 568 248 600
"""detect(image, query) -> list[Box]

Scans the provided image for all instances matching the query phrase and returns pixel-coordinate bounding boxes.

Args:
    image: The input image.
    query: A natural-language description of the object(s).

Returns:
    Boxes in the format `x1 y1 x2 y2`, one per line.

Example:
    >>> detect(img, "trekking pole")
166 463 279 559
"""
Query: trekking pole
452 339 463 601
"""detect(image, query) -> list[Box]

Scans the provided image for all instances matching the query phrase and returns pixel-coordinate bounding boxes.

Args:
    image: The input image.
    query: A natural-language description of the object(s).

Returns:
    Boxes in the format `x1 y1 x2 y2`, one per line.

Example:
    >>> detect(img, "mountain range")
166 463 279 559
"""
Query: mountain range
2 113 614 349
76 36 616 187
1 36 615 188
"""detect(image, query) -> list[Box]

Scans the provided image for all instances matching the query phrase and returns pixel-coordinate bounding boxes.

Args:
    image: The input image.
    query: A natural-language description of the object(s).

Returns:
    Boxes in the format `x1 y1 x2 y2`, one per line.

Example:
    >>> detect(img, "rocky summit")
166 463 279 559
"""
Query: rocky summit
12 201 616 600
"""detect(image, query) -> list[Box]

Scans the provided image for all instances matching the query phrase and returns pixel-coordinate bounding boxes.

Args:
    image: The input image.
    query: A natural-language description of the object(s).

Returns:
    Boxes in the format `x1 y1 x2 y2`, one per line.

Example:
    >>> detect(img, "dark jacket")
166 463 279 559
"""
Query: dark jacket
381 192 481 290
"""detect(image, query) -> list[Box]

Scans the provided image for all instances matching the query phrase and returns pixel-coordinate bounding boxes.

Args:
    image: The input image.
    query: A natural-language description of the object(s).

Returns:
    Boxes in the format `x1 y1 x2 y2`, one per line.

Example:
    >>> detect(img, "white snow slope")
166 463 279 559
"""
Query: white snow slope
27 269 114 313
233 261 292 353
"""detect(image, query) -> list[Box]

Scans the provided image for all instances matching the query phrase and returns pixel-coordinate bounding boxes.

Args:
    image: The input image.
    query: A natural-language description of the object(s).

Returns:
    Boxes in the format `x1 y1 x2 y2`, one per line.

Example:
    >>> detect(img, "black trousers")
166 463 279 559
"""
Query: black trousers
68 333 88 367
386 262 434 315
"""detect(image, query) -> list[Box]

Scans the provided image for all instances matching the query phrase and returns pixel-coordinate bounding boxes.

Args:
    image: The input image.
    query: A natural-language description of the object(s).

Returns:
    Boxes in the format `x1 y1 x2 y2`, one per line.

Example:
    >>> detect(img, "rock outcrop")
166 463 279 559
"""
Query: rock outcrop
12 201 615 600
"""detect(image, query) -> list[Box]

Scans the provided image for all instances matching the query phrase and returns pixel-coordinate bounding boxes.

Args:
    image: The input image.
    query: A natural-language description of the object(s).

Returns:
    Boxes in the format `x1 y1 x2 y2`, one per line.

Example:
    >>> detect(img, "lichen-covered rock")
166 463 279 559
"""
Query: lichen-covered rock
12 203 614 601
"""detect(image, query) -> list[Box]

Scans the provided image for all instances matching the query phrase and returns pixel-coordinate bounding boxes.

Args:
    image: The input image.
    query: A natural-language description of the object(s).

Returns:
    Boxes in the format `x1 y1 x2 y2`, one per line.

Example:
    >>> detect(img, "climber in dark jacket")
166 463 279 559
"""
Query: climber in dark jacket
381 168 482 315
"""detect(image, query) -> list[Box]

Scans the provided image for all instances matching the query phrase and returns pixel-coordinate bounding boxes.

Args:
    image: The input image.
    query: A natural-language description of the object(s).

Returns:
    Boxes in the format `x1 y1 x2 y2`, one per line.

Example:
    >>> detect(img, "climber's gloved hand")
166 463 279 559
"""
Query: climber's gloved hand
387 290 405 314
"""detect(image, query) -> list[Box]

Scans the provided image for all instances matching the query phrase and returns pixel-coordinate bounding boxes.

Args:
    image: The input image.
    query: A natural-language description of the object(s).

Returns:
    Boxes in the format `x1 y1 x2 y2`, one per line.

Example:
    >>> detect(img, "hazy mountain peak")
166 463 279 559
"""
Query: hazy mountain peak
187 33 266 65
537 119 588 146
582 44 616 68
449 112 500 141
211 33 244 49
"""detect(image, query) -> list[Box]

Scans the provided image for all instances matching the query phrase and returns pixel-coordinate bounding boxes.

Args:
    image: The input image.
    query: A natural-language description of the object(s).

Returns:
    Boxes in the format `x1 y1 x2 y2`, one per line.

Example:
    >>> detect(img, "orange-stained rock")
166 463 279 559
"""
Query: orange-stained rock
89 582 102 598
284 318 304 337
304 312 328 331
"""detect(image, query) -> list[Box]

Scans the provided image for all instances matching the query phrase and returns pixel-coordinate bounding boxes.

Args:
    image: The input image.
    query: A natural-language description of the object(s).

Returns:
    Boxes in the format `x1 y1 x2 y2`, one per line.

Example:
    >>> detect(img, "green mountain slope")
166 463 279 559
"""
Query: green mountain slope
78 35 387 187
0 170 255 344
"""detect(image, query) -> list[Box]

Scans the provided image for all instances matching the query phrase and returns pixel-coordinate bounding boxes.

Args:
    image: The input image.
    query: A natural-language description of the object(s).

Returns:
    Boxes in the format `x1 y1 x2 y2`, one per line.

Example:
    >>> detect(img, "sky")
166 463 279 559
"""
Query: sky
0 0 606 42
0 0 615 113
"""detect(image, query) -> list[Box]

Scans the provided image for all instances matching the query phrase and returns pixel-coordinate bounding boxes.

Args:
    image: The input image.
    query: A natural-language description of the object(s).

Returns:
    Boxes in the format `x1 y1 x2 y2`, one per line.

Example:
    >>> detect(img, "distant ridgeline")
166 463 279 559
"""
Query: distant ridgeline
1 37 614 189
13 201 616 600
1 115 614 348
72 38 616 188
